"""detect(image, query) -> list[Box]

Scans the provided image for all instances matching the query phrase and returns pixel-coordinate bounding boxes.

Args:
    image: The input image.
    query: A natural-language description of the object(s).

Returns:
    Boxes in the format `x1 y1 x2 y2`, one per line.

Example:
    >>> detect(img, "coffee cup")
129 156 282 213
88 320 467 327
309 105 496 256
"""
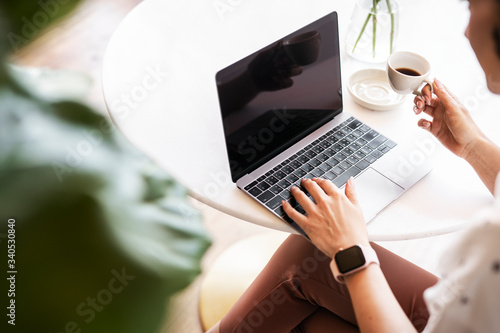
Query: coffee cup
387 51 433 95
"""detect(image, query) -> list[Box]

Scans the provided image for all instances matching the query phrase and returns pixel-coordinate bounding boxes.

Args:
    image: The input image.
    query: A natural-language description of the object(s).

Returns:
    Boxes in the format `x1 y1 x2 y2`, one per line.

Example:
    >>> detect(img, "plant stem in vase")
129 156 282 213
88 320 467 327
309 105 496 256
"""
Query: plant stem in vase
348 0 398 63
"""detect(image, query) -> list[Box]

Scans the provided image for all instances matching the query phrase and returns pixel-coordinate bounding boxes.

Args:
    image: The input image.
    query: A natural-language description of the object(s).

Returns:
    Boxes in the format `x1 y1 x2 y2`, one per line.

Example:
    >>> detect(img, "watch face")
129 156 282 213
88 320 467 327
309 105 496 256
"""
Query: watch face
335 245 366 274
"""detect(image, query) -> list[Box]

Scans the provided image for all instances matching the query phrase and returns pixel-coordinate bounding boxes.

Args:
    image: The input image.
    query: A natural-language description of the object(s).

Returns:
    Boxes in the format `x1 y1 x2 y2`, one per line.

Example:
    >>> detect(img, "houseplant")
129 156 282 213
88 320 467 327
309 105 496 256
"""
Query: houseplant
345 0 399 63
0 1 211 332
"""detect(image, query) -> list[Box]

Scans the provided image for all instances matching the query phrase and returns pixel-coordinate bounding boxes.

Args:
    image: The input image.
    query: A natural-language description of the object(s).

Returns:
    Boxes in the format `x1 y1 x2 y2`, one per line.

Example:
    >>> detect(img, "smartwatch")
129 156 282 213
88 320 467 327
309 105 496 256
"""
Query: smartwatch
330 244 379 283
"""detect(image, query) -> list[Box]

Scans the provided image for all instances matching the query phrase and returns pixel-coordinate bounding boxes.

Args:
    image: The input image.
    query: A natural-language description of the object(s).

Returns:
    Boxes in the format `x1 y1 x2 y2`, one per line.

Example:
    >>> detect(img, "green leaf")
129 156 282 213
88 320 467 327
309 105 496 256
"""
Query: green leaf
0 69 212 332
0 0 82 55
386 0 395 54
0 3 212 332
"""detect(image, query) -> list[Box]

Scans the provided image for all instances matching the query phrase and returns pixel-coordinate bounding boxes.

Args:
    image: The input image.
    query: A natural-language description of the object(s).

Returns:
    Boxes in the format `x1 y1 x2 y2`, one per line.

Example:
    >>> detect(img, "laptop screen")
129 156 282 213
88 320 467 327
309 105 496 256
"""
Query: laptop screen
216 12 342 182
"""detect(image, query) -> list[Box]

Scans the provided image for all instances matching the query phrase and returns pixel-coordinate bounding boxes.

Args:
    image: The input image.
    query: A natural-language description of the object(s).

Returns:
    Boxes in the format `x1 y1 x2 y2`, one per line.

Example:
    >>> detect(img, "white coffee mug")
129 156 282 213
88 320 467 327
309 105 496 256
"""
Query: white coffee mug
387 51 433 95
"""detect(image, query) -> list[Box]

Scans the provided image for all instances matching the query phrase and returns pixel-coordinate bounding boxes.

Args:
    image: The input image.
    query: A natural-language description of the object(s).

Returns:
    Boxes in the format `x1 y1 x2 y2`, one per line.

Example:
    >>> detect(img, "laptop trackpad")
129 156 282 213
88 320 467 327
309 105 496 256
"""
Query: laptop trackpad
353 168 404 222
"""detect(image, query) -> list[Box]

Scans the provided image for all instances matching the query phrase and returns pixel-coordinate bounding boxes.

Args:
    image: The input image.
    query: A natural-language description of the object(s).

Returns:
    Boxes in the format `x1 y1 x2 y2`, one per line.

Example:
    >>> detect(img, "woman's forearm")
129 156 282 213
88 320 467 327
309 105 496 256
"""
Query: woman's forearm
465 136 500 194
344 264 417 333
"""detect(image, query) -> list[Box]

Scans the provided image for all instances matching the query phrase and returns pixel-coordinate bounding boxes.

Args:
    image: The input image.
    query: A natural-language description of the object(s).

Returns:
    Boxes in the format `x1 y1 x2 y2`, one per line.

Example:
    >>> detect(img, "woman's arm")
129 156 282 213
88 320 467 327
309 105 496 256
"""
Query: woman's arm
282 178 416 332
463 136 500 194
345 265 416 333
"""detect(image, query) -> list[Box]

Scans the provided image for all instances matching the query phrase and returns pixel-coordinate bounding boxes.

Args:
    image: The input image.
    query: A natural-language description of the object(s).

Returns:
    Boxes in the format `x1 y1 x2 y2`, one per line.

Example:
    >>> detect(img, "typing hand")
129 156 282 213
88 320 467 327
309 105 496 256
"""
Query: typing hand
282 177 369 258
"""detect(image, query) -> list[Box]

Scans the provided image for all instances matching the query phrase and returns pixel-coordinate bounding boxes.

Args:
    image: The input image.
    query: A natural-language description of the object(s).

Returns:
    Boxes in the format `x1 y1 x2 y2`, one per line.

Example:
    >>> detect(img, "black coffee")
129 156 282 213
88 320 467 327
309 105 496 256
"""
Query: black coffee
396 67 421 76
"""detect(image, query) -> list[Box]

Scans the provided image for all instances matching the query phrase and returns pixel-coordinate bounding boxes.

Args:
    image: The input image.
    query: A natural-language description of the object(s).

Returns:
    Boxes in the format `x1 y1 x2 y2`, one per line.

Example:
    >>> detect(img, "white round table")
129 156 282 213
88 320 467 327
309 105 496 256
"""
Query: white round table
103 0 498 241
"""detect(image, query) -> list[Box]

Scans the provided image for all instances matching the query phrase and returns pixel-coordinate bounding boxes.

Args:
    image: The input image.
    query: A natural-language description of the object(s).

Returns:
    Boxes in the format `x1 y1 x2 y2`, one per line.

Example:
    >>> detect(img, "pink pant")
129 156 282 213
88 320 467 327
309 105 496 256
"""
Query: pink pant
219 234 438 333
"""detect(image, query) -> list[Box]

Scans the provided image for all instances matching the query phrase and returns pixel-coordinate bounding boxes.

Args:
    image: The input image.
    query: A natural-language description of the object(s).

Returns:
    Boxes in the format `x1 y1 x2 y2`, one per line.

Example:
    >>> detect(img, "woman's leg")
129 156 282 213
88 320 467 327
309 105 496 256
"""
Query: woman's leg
218 234 438 333
290 308 358 333
373 242 439 331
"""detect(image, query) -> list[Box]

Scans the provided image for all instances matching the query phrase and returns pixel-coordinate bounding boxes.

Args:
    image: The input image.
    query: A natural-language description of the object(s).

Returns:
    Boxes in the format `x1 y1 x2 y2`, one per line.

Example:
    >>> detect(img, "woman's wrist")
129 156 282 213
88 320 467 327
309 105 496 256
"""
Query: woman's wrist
463 134 490 163
462 134 500 194
343 262 382 286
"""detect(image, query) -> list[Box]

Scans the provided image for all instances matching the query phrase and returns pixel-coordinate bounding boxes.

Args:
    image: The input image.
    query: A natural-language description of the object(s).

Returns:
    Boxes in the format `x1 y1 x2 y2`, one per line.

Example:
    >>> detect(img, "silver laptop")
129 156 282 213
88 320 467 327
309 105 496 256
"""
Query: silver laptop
215 11 431 236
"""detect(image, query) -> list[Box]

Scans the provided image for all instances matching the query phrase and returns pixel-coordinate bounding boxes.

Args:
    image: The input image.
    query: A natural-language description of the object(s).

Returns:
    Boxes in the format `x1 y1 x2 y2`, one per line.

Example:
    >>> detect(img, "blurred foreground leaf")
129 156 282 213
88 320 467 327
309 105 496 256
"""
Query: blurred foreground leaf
0 1 211 332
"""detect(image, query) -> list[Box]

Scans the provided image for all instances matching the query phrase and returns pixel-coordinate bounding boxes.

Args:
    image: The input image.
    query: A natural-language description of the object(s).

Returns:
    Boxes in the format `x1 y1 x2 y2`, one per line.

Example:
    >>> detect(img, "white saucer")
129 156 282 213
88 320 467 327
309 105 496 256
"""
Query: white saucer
348 69 406 111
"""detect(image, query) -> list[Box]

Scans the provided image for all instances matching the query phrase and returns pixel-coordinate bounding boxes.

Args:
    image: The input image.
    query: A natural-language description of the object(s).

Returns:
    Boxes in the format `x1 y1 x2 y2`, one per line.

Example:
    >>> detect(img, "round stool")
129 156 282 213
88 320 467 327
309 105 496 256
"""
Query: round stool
199 232 289 331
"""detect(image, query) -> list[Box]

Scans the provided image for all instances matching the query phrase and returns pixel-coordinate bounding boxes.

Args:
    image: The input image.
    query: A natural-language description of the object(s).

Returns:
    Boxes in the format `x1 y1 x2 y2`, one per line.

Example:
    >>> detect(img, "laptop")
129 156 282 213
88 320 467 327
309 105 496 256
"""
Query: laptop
215 11 431 236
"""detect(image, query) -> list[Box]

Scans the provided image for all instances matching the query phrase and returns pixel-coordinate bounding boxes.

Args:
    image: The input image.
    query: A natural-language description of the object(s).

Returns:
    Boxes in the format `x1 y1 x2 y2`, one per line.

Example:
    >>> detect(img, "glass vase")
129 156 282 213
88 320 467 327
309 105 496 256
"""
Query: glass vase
345 0 400 63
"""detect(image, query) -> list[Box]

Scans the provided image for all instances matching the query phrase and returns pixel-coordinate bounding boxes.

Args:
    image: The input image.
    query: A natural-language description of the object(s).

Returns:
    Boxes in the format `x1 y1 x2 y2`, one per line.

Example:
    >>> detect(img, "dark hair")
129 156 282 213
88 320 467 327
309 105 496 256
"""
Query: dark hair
495 0 500 57
494 29 500 57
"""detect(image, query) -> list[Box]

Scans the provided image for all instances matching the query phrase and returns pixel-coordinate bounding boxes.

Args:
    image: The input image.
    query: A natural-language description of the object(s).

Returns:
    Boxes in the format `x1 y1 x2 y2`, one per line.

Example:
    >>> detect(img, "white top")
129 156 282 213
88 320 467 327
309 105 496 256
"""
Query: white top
424 174 500 332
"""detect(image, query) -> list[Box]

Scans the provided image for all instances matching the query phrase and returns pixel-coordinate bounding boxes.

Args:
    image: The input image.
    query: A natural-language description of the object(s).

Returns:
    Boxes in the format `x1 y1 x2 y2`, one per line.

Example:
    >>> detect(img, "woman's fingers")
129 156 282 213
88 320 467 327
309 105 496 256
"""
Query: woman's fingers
417 118 432 132
413 96 438 117
413 88 440 117
413 80 461 118
290 185 316 212
312 178 341 197
433 79 459 111
283 178 336 224
282 177 369 257
413 95 426 115
440 79 465 106
284 177 361 225
301 178 326 202
282 200 308 225
421 84 433 105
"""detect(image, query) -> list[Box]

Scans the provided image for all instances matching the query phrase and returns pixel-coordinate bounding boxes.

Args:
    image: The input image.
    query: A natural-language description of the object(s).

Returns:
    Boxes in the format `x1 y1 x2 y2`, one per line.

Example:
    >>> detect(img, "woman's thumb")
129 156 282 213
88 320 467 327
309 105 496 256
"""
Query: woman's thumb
345 177 360 207
433 78 456 109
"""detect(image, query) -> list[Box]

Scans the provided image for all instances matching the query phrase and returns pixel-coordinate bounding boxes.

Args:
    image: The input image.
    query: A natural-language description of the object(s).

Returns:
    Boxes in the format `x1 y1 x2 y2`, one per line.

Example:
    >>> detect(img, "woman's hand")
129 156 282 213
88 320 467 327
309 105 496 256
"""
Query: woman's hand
413 78 486 159
282 177 369 258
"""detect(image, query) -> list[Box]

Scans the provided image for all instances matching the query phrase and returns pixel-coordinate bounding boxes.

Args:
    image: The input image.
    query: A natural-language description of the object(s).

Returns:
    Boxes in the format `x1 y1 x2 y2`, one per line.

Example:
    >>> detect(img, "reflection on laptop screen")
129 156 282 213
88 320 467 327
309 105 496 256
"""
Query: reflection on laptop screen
216 12 342 182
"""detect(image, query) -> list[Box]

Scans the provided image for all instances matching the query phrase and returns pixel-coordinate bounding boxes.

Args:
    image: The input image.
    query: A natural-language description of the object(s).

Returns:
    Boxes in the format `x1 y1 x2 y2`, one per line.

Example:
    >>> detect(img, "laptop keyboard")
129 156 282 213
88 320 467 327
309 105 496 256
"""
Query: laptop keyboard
243 117 397 224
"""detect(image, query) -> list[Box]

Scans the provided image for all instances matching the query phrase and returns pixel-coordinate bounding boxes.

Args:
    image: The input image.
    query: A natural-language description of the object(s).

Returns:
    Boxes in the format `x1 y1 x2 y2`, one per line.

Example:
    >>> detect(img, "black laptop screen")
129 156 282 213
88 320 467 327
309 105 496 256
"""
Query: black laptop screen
216 12 342 182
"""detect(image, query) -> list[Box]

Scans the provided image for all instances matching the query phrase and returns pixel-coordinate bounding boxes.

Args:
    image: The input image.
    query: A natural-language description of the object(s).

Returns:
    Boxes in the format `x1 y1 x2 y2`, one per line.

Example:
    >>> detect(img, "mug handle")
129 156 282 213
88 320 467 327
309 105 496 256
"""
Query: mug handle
413 78 434 96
